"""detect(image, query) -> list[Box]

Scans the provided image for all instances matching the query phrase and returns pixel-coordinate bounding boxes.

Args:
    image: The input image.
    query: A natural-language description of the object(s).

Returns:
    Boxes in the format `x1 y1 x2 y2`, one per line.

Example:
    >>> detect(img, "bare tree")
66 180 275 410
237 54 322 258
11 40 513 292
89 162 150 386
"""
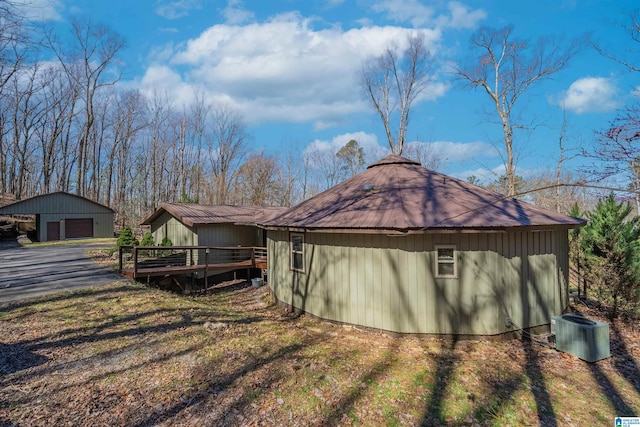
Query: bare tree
104 89 147 212
0 1 29 94
278 152 300 207
361 34 433 155
49 19 125 197
455 26 578 196
6 64 48 199
591 10 640 72
307 149 343 191
232 153 279 206
206 105 248 205
591 105 640 215
0 0 32 195
35 64 76 194
186 93 210 202
403 141 444 171
144 90 173 209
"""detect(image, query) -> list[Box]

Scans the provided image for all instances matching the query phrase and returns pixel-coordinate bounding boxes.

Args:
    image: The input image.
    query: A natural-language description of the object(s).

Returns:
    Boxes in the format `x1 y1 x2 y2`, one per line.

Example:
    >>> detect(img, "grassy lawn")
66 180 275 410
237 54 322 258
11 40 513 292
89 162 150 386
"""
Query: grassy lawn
0 281 639 426
18 237 117 247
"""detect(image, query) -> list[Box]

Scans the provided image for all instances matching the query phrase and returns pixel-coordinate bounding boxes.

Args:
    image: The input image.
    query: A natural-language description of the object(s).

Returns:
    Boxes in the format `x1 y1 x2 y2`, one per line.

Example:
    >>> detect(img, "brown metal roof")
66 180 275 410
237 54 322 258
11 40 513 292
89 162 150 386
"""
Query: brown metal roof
263 155 586 232
0 191 114 213
141 203 288 227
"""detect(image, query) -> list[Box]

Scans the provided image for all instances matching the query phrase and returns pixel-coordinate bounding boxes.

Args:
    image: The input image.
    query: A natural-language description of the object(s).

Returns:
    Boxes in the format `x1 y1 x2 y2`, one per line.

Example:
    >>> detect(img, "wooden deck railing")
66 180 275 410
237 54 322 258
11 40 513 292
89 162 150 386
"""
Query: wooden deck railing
118 245 267 280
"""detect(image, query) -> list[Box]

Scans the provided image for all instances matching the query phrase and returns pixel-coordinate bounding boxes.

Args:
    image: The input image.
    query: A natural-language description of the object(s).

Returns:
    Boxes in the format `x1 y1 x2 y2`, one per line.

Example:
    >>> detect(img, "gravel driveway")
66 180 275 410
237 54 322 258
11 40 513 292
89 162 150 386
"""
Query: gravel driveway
0 240 122 303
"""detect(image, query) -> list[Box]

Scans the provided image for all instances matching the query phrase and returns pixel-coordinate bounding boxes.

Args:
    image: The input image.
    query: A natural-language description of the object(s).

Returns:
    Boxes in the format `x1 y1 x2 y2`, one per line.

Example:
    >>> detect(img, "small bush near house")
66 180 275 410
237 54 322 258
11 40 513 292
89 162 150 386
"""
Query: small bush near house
159 236 173 256
140 232 155 246
116 226 139 247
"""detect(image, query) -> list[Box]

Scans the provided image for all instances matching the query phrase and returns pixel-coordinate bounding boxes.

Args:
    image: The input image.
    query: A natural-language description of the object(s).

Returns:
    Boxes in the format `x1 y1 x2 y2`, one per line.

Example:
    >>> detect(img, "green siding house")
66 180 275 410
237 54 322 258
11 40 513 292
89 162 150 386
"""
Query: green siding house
0 192 114 241
262 155 585 337
141 202 286 250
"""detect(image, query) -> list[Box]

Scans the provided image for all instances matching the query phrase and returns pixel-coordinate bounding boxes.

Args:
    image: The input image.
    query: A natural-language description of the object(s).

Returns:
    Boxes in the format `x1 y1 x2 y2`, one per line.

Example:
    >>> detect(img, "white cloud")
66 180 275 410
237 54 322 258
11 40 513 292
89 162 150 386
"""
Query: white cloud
305 131 387 162
137 65 196 106
452 164 505 184
371 0 485 29
557 77 620 114
445 1 487 29
413 140 497 163
222 0 254 24
156 0 202 20
144 13 446 126
12 0 62 21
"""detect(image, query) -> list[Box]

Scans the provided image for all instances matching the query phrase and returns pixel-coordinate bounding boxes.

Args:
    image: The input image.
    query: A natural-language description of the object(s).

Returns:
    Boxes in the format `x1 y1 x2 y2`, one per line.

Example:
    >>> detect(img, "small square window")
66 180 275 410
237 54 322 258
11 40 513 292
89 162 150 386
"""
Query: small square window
290 233 305 273
435 245 456 278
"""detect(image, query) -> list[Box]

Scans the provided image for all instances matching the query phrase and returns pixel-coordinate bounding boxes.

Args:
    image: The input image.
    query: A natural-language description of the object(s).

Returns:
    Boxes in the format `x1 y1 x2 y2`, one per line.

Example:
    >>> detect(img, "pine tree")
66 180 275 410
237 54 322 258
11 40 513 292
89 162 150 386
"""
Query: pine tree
140 232 155 246
582 194 640 319
116 226 139 247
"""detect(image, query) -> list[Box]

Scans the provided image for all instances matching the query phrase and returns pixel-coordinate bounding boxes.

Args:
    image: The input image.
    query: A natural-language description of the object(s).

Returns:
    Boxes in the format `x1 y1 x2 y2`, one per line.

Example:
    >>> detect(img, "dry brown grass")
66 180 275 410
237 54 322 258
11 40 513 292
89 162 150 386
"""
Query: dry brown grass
0 281 639 426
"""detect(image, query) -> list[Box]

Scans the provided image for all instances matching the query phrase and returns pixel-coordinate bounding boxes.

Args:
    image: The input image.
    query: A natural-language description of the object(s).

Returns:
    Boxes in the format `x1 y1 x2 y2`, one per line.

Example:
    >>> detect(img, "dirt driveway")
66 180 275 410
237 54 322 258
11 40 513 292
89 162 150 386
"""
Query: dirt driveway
0 240 122 303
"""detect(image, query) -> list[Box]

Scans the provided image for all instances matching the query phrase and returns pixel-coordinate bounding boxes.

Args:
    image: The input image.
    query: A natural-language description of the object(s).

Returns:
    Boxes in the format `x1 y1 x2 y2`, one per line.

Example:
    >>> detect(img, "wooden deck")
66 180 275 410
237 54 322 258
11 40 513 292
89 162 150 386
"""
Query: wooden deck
119 245 267 280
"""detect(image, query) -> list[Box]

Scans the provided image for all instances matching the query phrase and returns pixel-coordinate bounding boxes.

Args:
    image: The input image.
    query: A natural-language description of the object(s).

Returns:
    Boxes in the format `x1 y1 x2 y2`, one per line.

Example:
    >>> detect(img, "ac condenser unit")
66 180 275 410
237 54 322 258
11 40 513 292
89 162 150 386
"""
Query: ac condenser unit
551 314 610 362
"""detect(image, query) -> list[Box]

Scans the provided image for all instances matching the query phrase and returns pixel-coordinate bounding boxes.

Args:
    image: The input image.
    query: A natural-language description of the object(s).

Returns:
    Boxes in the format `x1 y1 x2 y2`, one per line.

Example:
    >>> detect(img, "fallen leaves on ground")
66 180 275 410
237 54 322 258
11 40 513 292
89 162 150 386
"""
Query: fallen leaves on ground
0 282 638 427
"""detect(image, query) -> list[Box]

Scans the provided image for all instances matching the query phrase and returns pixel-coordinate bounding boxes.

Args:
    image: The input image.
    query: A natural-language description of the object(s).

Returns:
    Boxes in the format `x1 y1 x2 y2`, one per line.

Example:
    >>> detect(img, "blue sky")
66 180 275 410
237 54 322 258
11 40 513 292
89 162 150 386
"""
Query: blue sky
20 0 640 183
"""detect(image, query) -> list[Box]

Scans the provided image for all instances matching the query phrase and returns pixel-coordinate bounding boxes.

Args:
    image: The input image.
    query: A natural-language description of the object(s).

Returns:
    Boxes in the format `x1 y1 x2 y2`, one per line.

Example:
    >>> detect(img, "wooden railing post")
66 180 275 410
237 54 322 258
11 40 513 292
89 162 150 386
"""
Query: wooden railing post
133 246 138 279
118 246 123 271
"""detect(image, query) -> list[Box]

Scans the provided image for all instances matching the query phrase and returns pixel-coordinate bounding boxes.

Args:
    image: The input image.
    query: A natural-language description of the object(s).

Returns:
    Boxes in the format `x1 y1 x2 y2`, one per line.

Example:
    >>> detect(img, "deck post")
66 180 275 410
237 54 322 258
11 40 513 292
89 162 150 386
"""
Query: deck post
133 246 138 279
118 246 123 271
205 248 209 291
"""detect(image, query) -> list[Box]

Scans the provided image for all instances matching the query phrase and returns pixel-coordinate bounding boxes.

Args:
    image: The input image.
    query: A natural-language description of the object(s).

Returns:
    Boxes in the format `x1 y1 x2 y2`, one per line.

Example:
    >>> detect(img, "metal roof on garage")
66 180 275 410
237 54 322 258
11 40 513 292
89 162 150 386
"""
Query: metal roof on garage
0 192 114 214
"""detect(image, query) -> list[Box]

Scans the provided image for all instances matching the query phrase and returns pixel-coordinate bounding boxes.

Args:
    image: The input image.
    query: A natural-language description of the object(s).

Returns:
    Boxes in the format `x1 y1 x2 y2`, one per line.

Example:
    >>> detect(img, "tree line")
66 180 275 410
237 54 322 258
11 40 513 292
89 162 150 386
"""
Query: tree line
0 5 359 226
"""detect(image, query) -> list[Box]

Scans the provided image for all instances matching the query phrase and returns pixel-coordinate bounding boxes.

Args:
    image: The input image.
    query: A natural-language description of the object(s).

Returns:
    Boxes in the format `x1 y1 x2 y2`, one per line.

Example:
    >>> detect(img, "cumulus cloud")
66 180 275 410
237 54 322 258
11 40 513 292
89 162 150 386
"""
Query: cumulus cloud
452 164 505 184
305 132 387 161
143 12 446 126
156 0 202 20
12 0 62 21
222 0 254 24
137 65 197 106
445 1 487 29
371 0 485 29
420 140 496 163
557 77 620 113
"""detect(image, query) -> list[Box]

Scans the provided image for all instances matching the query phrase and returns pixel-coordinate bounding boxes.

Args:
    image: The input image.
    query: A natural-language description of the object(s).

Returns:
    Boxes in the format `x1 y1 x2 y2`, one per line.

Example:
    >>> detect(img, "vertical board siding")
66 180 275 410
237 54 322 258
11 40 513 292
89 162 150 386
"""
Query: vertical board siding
38 213 113 241
268 229 570 335
2 193 116 241
197 224 262 247
151 212 196 246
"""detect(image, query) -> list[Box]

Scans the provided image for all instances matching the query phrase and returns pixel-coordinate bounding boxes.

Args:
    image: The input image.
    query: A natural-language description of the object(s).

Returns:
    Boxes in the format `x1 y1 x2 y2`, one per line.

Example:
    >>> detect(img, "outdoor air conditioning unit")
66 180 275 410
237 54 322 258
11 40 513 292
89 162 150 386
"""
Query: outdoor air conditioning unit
551 314 610 363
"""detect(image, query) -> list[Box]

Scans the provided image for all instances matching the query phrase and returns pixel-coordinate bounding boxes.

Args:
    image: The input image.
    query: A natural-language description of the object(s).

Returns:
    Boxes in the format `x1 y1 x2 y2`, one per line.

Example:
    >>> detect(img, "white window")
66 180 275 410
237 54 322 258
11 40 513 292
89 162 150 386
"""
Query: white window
435 245 457 278
290 233 305 273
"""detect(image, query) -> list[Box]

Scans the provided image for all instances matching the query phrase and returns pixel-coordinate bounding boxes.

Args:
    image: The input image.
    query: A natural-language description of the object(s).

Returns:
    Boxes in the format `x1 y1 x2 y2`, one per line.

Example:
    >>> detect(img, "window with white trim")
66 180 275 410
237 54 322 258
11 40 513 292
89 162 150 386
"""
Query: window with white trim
435 245 457 278
290 233 305 273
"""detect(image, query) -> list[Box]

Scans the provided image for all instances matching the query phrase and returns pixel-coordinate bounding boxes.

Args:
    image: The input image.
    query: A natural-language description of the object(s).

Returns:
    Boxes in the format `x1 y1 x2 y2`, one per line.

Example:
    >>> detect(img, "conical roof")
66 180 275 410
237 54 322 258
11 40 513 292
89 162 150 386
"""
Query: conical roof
263 155 585 232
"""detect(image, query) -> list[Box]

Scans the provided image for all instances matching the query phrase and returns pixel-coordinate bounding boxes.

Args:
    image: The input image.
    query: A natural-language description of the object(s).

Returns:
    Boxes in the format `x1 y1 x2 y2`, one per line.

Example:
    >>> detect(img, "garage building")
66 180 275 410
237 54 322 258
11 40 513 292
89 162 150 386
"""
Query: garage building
0 192 114 241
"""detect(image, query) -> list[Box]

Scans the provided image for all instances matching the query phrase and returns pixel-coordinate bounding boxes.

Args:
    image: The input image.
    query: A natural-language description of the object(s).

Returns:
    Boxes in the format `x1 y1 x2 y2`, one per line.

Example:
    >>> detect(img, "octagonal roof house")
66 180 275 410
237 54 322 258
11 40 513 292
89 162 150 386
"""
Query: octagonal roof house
261 155 586 337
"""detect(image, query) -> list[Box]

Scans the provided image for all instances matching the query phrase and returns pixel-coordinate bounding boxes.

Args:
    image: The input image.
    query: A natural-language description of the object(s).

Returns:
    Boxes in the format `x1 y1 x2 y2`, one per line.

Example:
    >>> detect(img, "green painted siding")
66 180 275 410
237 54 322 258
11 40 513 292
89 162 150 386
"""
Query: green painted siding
197 224 262 247
0 192 114 241
37 213 113 241
268 229 570 336
150 212 197 246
